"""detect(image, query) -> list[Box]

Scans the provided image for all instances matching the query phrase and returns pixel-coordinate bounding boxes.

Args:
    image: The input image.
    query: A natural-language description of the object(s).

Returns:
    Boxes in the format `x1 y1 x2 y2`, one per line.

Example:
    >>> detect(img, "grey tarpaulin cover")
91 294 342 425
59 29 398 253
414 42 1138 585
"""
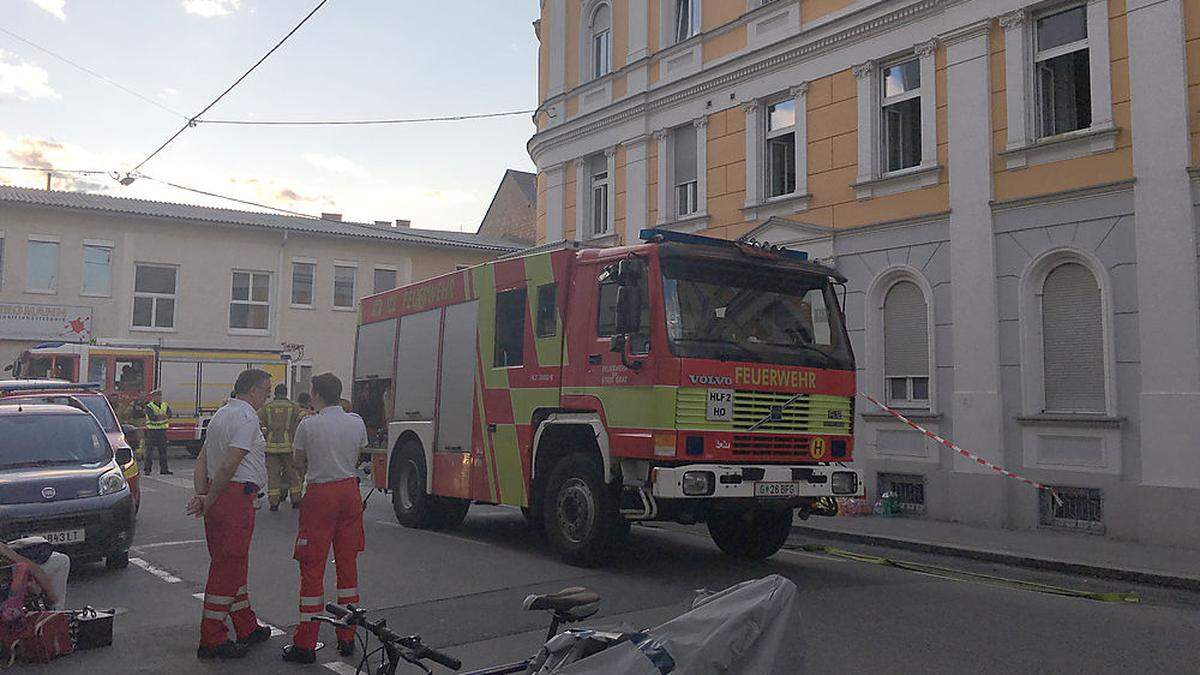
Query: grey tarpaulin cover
553 574 801 675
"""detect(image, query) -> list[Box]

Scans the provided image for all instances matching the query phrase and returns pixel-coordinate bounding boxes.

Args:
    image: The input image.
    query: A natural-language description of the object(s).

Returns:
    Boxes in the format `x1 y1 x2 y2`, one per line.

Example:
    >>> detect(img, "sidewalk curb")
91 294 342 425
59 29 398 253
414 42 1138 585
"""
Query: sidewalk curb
791 524 1200 591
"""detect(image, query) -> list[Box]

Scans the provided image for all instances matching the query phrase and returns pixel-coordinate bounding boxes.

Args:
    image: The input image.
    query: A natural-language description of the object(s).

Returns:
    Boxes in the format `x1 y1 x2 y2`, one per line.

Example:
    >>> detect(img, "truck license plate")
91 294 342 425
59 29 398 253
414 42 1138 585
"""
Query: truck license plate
35 529 85 545
754 482 799 498
706 389 734 421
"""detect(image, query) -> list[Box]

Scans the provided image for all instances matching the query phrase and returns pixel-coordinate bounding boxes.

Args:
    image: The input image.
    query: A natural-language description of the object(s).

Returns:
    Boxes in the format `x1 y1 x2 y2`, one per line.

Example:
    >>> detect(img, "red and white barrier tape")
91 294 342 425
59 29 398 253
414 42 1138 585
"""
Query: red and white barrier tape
861 394 1062 506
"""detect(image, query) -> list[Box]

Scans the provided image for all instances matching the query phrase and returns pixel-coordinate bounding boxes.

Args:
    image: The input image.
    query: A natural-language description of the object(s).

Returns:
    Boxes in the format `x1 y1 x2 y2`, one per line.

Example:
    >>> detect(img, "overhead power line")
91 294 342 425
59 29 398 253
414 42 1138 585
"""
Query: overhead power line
128 0 331 174
197 109 536 127
0 165 109 175
136 174 319 219
0 26 188 120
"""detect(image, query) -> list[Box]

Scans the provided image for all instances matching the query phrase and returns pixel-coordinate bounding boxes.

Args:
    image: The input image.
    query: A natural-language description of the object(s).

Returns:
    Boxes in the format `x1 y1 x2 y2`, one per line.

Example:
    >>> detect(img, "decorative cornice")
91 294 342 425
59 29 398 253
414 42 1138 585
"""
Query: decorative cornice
693 116 709 129
741 99 760 114
998 9 1025 30
790 81 809 98
574 157 588 168
913 38 938 58
939 18 992 47
852 60 875 79
653 128 670 142
604 146 617 158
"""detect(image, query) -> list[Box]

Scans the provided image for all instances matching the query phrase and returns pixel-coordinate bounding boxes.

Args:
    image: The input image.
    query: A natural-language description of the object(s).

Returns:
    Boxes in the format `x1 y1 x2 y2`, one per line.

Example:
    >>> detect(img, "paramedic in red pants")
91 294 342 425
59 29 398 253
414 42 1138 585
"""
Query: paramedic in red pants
187 368 273 660
282 372 368 665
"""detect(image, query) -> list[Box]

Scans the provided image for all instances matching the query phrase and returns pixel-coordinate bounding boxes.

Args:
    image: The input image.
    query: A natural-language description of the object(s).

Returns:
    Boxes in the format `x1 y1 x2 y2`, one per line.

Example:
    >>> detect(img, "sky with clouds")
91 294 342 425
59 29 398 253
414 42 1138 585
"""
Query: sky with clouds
0 0 538 232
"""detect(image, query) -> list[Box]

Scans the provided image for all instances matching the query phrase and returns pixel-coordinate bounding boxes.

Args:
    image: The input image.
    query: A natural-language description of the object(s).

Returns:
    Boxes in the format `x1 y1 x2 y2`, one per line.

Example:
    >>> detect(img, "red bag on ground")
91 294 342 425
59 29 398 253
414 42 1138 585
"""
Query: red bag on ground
5 611 74 664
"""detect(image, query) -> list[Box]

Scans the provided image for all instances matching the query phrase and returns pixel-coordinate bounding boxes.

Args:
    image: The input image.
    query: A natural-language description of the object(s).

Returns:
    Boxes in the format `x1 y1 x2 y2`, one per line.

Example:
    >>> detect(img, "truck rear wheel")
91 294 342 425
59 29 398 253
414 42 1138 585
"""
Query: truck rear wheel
542 452 620 566
707 508 794 560
390 442 470 530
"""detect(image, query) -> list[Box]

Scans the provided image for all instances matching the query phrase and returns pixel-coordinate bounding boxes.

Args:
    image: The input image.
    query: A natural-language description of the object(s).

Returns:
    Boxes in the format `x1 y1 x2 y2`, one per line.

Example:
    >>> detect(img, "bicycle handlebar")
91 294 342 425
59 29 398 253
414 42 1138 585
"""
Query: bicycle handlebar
320 603 462 671
325 602 352 619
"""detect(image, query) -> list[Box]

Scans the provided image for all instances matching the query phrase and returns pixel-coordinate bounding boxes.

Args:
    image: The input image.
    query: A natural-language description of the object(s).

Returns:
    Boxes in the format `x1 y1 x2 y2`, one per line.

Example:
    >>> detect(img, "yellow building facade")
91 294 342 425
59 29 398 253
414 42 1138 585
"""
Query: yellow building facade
529 0 1200 546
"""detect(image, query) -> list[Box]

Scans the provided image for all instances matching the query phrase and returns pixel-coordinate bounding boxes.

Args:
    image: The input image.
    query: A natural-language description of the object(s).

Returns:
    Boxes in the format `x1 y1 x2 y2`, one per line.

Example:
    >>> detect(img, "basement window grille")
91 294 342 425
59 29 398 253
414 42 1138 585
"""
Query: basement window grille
878 473 926 516
1039 486 1104 534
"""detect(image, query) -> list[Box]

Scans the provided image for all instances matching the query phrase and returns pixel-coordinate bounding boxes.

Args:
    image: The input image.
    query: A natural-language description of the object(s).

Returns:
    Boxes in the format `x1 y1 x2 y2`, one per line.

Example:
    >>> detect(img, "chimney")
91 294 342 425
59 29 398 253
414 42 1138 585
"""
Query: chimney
374 220 391 227
321 212 342 222
393 219 411 229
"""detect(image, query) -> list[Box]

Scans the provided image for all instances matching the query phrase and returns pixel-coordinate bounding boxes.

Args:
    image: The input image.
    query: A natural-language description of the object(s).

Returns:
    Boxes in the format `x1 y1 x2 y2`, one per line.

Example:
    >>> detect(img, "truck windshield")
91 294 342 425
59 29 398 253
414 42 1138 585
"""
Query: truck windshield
661 258 853 370
0 414 111 468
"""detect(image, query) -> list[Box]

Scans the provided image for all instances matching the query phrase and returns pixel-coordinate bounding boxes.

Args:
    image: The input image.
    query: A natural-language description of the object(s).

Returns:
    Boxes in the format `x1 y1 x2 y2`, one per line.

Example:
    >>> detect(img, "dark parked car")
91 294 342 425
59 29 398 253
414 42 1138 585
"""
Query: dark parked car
0 402 136 570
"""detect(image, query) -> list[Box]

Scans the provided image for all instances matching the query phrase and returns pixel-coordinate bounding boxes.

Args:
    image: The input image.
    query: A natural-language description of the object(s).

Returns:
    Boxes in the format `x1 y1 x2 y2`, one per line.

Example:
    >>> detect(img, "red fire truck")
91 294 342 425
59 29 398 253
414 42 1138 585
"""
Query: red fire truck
354 229 862 564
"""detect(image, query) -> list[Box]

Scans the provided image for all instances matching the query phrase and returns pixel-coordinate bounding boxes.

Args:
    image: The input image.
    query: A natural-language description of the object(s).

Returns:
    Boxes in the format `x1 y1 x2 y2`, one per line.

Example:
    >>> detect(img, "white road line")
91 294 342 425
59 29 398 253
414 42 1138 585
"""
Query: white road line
323 662 359 674
132 538 206 551
129 557 183 583
780 548 845 563
374 519 488 547
141 474 195 490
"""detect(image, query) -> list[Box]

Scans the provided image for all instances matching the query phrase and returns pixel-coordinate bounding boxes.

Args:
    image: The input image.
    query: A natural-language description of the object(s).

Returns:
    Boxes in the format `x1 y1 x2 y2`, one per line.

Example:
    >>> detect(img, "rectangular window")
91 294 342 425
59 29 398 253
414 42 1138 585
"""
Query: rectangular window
82 244 112 296
593 30 611 78
881 59 922 172
27 239 59 292
596 265 651 353
765 99 796 198
494 287 527 367
590 154 610 237
535 283 558 338
674 0 699 43
291 261 315 306
673 124 698 217
334 265 357 308
87 358 108 386
1035 5 1091 137
132 264 177 329
230 270 271 331
373 267 398 295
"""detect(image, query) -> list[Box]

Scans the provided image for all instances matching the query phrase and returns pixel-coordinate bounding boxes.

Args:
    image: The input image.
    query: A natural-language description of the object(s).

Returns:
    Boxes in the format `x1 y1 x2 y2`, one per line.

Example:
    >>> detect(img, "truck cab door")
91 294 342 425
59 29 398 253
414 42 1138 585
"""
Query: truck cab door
583 260 656 393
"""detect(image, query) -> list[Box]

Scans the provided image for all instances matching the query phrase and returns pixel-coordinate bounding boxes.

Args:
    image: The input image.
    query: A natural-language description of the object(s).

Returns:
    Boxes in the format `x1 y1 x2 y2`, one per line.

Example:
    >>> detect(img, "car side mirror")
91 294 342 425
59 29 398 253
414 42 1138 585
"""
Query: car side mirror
122 424 136 437
115 447 133 466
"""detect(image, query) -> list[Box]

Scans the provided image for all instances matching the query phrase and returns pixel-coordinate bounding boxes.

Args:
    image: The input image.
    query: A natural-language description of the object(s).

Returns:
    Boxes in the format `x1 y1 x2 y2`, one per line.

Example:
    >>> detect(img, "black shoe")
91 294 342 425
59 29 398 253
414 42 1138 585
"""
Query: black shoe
338 640 355 657
237 625 271 646
269 503 280 512
160 470 173 475
281 644 316 664
292 501 301 510
144 464 153 474
197 641 248 660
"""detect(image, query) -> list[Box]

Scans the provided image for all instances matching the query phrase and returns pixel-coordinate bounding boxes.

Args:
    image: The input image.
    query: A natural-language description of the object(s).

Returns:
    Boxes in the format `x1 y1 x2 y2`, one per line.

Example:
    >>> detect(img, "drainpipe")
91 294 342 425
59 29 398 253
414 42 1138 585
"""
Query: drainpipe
276 231 287 361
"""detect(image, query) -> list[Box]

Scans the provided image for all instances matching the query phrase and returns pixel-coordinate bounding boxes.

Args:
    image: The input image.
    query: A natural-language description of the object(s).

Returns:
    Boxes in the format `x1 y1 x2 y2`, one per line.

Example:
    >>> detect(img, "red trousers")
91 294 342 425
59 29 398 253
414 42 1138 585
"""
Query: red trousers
292 477 365 650
200 483 259 647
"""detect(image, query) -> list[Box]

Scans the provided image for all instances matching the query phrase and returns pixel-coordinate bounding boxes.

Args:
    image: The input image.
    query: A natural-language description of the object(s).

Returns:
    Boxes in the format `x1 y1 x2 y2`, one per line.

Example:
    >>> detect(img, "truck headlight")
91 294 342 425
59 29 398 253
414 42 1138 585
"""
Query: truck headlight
99 468 128 496
682 471 715 496
831 471 858 495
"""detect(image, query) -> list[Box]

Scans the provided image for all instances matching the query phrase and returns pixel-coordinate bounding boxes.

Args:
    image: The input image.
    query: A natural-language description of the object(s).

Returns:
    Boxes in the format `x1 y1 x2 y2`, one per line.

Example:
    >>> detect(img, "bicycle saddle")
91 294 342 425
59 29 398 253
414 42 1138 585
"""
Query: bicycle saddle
522 587 600 613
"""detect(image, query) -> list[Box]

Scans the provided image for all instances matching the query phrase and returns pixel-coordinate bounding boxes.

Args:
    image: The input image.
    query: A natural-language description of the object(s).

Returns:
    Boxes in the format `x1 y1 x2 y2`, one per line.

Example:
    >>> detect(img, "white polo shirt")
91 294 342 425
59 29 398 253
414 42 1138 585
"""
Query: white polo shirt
293 406 367 485
204 398 267 488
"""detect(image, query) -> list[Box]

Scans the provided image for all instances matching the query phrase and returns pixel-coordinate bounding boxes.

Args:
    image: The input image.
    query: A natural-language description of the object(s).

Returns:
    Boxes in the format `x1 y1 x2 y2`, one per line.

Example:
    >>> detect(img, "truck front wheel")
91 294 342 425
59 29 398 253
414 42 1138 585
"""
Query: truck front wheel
542 452 619 566
390 442 470 530
707 508 794 560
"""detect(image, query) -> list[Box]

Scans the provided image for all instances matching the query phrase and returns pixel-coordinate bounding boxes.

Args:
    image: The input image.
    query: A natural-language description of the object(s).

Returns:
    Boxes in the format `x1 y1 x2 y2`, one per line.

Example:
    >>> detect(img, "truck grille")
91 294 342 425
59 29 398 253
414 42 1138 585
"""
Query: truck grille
676 388 853 434
732 434 810 457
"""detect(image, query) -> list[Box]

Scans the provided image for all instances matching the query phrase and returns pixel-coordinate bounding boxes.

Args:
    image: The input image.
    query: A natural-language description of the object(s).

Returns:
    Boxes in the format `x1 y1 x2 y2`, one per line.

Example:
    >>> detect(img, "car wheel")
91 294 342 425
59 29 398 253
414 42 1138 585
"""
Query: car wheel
105 551 130 570
707 508 793 560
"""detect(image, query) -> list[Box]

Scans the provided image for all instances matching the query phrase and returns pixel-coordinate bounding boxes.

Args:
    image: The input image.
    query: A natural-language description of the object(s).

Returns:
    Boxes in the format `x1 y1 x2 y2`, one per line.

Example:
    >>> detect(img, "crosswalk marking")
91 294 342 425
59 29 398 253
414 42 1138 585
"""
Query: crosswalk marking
128 557 182 583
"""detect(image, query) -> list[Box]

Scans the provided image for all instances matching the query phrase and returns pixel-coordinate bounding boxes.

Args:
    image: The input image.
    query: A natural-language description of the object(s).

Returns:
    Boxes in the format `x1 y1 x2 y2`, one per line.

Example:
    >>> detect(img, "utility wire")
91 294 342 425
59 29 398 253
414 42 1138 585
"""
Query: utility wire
0 26 188 120
136 174 319 219
128 0 331 174
197 109 536 126
0 165 109 175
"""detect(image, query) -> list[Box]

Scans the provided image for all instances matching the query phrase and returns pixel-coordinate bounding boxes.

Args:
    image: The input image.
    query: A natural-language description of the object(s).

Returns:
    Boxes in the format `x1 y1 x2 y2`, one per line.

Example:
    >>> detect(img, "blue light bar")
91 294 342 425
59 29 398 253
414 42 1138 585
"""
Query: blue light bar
639 228 808 261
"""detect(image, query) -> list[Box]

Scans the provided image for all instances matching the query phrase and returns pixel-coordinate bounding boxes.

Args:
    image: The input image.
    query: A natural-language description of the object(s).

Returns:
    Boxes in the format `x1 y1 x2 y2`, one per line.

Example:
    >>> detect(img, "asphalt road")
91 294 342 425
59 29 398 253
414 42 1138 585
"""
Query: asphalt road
17 455 1200 674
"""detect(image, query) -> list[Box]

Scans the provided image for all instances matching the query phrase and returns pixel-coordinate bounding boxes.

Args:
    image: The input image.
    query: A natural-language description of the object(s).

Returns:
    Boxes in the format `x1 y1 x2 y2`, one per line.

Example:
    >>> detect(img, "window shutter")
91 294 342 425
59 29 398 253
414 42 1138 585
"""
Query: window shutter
673 124 697 185
1042 263 1105 413
883 281 929 377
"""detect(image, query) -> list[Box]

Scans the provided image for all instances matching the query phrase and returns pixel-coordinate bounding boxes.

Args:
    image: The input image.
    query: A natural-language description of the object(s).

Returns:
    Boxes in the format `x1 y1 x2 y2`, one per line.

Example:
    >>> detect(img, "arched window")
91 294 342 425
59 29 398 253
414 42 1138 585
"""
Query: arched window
590 3 611 79
883 280 929 407
1041 262 1105 413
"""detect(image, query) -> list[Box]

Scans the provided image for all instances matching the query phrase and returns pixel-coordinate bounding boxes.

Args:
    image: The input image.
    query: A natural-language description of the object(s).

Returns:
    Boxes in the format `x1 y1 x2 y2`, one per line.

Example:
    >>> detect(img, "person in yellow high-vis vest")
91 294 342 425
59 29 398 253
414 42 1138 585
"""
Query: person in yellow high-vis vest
258 384 304 511
144 389 173 475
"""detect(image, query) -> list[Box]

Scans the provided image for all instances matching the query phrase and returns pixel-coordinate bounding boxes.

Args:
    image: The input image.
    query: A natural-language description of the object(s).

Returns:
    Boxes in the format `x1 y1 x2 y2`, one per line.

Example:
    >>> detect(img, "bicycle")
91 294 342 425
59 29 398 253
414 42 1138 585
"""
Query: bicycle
315 586 605 674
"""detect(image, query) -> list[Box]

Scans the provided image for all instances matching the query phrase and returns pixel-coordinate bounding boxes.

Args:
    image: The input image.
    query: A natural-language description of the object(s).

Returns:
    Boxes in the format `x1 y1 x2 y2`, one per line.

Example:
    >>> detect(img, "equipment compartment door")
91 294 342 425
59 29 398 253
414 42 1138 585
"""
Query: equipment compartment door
433 300 478 499
393 308 440 420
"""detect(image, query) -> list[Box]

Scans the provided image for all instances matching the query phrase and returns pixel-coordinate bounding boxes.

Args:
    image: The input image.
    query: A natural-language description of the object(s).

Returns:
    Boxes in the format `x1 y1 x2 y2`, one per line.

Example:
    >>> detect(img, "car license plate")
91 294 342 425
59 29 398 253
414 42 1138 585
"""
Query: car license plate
35 529 85 545
754 482 799 498
706 389 734 421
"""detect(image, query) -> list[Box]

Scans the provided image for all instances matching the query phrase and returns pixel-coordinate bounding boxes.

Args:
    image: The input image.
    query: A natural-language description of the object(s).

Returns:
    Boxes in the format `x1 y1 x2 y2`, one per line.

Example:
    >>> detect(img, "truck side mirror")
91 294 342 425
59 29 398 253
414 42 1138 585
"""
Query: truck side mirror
614 285 642 335
609 334 627 354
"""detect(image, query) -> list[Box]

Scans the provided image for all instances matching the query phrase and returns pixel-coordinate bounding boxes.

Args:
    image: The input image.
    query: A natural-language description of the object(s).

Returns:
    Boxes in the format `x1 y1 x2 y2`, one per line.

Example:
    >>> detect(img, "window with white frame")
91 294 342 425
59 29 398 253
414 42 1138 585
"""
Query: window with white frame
291 260 315 306
1041 262 1105 413
26 239 58 292
82 243 112 296
589 154 610 237
883 280 930 407
673 0 700 44
765 99 797 198
673 124 698 217
373 267 398 295
1034 5 1091 138
230 270 271 331
333 264 357 308
881 58 922 173
590 3 612 79
132 264 176 329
